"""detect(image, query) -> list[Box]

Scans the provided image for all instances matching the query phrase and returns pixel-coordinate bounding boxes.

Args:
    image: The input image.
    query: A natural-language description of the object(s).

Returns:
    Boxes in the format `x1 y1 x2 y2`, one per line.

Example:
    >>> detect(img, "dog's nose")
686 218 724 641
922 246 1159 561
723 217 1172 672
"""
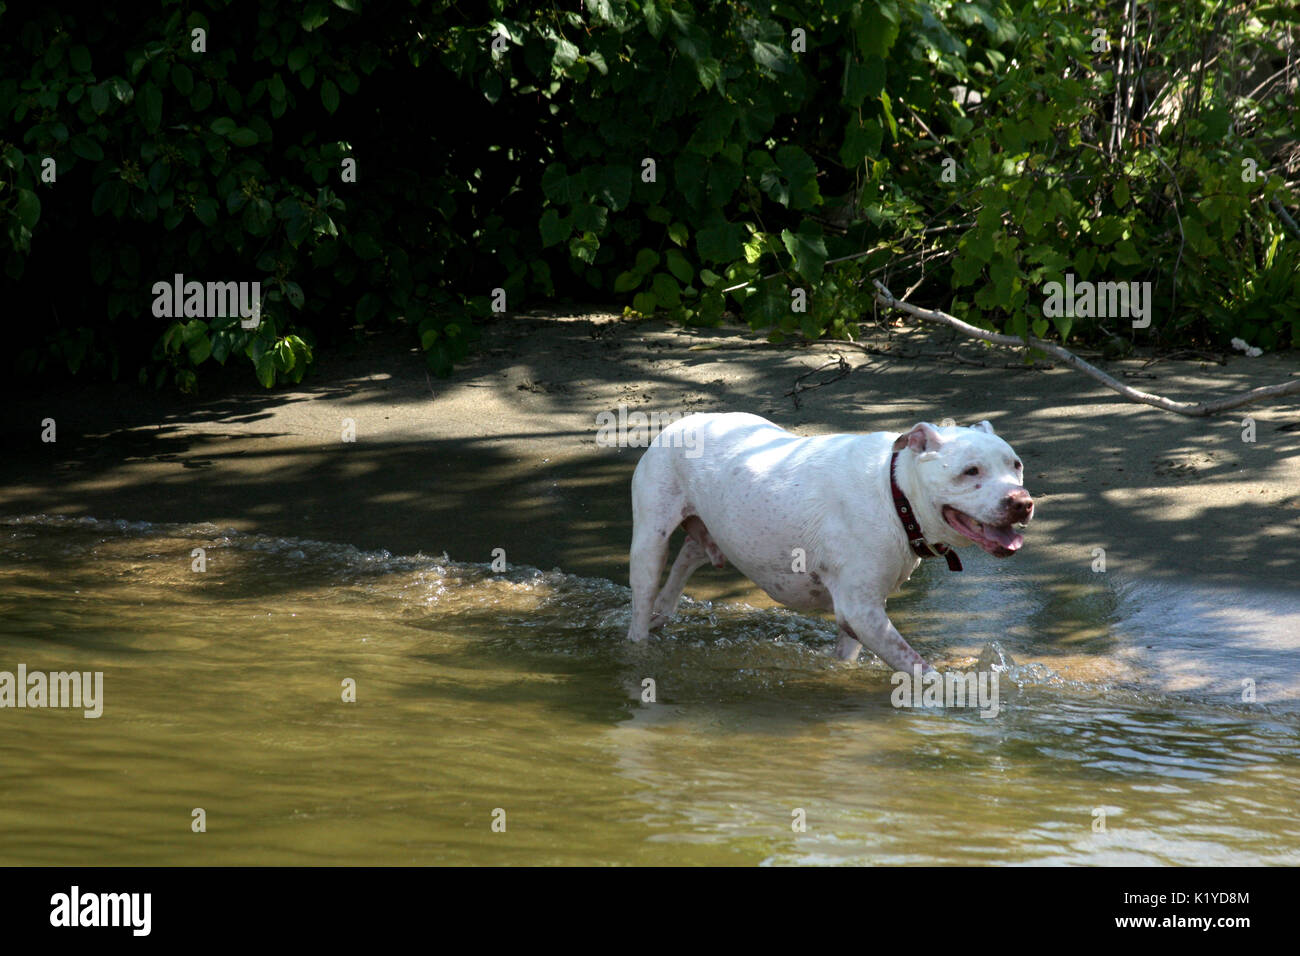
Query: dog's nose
1002 489 1034 523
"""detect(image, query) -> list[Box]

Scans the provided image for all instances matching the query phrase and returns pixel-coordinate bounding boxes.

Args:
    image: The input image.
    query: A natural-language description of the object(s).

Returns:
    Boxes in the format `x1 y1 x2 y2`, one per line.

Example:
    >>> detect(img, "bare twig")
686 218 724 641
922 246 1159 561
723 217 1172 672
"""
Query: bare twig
871 281 1300 417
785 354 851 409
1140 349 1227 368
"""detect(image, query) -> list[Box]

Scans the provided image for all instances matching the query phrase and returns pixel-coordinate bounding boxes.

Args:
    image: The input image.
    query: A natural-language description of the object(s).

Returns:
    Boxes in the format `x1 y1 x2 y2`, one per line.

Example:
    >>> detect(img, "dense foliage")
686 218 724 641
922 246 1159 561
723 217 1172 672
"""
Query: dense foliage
1 0 1296 390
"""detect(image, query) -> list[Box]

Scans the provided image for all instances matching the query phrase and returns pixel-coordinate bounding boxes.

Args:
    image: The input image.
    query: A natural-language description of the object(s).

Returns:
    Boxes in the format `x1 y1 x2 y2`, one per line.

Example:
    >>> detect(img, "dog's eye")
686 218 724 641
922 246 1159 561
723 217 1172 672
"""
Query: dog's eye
963 466 980 476
1014 460 1023 470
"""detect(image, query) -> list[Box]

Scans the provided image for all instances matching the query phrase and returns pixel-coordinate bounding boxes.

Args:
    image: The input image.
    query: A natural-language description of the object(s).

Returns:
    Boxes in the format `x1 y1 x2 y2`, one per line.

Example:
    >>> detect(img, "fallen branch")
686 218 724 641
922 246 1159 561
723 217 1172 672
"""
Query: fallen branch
871 281 1300 417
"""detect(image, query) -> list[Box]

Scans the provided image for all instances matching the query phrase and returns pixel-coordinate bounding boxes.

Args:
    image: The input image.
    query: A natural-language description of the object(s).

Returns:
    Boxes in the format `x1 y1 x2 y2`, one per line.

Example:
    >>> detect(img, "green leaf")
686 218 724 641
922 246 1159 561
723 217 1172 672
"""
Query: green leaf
613 270 643 293
70 135 104 161
1200 105 1230 141
632 291 657 314
844 57 886 106
593 165 632 211
15 189 41 230
171 63 194 95
69 45 92 73
1112 239 1142 266
193 197 218 226
356 292 383 323
696 221 744 263
351 232 382 259
211 331 235 364
696 57 721 89
137 82 163 132
107 77 133 103
321 79 339 114
255 351 276 387
856 0 901 58
284 281 305 310
552 35 580 71
188 334 212 365
879 91 898 142
288 48 309 72
665 249 694 284
539 208 570 247
228 127 259 147
781 223 828 283
1069 243 1094 279
274 339 296 372
572 200 607 234
748 19 789 72
570 231 599 264
301 8 331 31
841 119 883 167
181 319 209 345
651 272 680 307
768 145 821 210
541 164 573 203
634 248 660 273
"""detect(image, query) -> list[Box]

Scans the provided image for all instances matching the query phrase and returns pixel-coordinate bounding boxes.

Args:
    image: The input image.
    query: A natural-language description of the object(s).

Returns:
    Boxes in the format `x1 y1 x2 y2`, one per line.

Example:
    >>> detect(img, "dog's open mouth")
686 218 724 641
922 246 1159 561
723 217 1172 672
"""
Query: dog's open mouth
942 505 1024 557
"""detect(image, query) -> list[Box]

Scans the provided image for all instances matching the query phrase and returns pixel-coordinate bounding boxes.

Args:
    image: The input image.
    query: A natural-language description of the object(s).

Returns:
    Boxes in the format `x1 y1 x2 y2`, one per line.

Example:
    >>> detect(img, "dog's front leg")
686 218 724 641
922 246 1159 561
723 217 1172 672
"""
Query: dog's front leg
836 603 932 674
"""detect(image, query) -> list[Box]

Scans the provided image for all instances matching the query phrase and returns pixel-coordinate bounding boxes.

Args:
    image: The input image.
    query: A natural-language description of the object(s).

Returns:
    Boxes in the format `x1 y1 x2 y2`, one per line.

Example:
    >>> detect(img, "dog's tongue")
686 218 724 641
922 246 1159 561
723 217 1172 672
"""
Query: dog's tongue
985 525 1024 551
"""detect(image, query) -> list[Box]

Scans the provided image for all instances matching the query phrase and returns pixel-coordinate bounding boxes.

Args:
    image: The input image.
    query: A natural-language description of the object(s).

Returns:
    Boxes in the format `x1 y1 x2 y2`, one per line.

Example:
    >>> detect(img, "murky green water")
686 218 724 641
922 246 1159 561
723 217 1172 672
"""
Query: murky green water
1 515 1298 865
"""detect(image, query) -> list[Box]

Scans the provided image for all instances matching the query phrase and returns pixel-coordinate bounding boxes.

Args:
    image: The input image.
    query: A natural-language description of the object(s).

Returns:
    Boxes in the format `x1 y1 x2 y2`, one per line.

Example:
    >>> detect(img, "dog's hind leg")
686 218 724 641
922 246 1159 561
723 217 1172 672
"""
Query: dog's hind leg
649 536 710 630
834 625 863 662
628 524 674 642
627 457 680 642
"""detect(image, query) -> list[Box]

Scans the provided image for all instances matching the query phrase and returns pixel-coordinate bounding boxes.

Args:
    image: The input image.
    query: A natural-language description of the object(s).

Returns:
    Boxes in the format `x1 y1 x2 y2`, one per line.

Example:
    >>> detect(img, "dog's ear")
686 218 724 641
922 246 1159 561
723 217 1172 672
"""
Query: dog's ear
970 420 995 435
893 422 945 453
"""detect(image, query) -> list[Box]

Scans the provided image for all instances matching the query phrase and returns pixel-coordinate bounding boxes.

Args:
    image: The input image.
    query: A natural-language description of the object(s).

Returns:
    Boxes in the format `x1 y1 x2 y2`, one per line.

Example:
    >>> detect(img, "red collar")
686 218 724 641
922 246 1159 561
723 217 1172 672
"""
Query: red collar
890 451 962 572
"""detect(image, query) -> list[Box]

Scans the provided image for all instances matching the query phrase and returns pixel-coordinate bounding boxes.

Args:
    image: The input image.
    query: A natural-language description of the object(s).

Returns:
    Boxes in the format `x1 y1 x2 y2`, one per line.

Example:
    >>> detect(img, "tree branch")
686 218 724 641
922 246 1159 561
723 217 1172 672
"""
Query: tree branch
871 281 1300 417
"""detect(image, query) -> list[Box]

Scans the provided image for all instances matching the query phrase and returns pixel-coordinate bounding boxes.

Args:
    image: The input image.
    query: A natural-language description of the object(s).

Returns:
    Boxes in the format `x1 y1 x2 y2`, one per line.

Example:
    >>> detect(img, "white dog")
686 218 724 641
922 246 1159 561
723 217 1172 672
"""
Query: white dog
626 413 1033 672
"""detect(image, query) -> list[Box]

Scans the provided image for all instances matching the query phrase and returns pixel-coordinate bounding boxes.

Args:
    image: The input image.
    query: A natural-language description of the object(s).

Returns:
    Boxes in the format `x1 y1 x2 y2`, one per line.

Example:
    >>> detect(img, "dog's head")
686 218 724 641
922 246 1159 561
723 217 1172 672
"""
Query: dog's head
893 420 1033 557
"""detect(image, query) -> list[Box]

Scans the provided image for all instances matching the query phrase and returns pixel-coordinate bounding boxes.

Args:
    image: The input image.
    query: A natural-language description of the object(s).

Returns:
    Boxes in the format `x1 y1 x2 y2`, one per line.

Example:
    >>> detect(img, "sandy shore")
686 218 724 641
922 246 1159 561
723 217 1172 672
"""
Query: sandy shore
2 312 1298 603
